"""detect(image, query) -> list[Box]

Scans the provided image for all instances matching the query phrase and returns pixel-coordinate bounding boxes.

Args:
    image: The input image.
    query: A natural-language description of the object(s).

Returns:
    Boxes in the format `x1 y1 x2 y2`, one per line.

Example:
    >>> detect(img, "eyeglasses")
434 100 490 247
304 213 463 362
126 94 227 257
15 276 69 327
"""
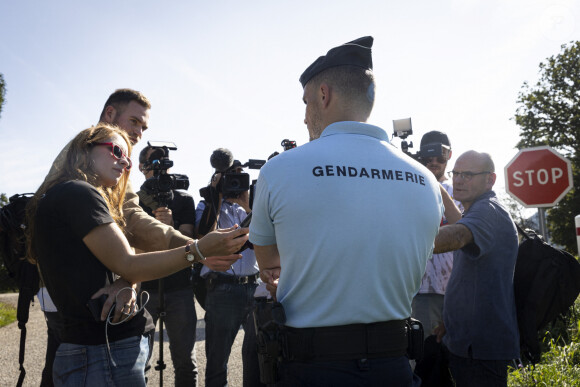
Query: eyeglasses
421 156 447 165
93 142 132 170
448 171 491 181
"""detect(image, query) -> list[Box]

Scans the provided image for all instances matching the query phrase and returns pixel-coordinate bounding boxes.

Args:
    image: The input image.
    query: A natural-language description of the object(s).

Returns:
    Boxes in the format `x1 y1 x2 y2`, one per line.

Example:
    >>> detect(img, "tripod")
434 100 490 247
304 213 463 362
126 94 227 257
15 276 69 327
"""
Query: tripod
154 278 167 387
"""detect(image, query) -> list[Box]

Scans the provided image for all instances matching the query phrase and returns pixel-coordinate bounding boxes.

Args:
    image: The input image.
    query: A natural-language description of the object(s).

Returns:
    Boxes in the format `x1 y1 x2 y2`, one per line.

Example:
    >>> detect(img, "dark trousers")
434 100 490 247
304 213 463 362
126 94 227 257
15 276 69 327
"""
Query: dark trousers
204 280 258 387
277 356 421 387
448 351 509 387
40 311 62 387
143 287 198 387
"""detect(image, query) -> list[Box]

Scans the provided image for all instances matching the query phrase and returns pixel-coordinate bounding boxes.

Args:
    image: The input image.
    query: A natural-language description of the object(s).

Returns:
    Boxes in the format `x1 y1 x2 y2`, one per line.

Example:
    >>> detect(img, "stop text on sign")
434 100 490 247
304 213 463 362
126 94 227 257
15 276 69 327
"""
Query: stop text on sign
512 168 564 187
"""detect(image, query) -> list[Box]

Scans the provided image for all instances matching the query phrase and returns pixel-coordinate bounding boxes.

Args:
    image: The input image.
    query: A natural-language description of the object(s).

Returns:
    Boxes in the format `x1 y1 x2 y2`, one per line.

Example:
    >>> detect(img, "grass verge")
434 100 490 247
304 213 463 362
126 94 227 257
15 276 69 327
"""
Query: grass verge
0 302 16 327
509 297 580 386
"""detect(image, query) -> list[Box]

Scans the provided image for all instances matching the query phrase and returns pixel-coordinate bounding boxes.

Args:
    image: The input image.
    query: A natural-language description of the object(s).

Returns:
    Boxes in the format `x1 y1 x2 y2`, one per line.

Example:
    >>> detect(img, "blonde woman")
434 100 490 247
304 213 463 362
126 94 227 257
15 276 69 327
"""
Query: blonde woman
28 124 247 386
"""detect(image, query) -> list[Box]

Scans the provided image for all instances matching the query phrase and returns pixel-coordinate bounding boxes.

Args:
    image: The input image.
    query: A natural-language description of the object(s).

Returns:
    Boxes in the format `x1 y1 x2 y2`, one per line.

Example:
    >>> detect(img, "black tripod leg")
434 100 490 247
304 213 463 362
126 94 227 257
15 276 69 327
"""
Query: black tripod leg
155 278 167 387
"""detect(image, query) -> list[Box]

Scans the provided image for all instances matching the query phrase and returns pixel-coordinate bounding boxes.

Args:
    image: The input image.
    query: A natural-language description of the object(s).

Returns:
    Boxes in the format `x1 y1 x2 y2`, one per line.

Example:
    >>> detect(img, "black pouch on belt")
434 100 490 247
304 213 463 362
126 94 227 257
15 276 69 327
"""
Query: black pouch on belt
406 317 424 360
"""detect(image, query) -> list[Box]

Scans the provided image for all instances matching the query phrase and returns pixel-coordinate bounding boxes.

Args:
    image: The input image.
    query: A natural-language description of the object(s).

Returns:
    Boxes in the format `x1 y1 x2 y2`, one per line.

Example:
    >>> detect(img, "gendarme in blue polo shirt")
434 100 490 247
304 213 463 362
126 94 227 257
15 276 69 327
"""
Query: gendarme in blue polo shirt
250 121 443 328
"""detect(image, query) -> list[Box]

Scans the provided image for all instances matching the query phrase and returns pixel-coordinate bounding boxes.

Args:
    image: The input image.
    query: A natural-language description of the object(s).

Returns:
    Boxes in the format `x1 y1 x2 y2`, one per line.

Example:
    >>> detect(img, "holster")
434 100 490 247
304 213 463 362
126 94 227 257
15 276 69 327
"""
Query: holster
253 298 286 384
406 317 424 360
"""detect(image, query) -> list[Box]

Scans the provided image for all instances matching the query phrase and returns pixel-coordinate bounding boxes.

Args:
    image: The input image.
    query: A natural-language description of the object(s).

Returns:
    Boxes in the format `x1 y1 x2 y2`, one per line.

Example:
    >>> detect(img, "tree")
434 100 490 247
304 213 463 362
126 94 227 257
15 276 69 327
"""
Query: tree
514 41 580 253
497 192 536 232
0 73 5 119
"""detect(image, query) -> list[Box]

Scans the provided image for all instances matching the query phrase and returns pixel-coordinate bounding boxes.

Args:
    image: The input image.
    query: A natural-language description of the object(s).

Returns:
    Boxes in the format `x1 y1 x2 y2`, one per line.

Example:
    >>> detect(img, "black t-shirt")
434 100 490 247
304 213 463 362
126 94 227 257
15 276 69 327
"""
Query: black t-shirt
34 180 154 345
137 188 196 292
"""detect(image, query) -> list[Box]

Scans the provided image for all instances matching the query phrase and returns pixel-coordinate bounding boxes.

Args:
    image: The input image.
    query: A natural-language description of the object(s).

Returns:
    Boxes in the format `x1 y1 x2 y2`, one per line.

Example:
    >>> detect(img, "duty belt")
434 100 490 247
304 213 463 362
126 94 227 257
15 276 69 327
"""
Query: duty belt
206 272 259 286
281 320 408 361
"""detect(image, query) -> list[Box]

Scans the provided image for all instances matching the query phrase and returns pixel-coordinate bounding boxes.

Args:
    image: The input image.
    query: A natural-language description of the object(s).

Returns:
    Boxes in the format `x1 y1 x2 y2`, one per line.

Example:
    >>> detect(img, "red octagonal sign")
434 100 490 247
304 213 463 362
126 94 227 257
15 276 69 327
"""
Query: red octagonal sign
505 146 573 208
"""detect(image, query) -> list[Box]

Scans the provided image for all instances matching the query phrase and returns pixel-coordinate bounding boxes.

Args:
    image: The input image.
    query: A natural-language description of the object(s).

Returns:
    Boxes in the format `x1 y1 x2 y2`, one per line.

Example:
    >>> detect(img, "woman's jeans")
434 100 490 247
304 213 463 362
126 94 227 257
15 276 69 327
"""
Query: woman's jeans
53 334 151 386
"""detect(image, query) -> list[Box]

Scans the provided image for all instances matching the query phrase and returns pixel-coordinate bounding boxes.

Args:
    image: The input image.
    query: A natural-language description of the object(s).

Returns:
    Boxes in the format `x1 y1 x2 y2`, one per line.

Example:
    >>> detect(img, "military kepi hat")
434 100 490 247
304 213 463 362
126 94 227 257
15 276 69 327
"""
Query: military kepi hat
299 36 374 88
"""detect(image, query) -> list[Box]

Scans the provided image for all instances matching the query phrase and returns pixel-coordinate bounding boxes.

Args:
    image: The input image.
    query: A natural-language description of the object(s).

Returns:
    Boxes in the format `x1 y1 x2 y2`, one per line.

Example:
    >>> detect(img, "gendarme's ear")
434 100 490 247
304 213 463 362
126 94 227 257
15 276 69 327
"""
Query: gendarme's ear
448 150 453 160
103 105 117 123
319 83 331 108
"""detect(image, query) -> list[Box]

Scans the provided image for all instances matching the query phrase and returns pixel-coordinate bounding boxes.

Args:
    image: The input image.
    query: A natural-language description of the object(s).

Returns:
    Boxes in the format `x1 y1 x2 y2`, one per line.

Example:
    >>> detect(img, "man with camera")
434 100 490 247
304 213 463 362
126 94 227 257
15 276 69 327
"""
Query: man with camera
39 89 247 386
412 131 461 338
196 149 262 387
249 37 443 386
136 145 199 386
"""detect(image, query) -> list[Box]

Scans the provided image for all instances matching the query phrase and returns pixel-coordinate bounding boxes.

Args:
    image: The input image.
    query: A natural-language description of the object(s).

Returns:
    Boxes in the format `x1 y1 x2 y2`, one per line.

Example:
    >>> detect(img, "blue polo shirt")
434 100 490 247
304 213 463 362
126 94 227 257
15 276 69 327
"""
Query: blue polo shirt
196 200 259 277
443 190 520 360
250 121 443 328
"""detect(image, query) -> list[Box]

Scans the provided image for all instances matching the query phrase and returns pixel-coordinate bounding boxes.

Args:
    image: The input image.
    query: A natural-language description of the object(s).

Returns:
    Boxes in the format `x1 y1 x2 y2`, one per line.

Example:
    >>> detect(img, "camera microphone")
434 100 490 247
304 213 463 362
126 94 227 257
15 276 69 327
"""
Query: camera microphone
210 148 234 173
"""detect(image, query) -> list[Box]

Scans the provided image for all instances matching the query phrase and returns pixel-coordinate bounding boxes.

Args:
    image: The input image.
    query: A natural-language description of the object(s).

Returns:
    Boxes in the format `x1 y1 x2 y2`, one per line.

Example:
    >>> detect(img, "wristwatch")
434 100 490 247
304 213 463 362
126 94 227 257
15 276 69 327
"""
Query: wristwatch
184 241 198 265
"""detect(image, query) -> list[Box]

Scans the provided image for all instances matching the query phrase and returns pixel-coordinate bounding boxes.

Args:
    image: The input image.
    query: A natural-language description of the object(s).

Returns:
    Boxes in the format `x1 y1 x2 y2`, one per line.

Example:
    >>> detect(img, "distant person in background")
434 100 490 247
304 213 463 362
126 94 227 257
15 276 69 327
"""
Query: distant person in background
196 151 262 387
137 145 199 386
412 131 462 335
434 150 519 387
411 131 461 385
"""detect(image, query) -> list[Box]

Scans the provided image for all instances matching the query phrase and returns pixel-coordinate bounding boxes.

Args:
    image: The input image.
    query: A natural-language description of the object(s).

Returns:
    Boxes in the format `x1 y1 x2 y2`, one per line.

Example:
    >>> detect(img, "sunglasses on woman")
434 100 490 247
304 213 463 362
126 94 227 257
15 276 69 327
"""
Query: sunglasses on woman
93 142 132 170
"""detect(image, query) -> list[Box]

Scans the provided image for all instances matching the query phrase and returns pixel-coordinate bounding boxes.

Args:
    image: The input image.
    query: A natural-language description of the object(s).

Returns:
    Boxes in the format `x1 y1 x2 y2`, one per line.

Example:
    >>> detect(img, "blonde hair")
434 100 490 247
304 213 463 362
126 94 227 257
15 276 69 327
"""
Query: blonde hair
26 124 132 263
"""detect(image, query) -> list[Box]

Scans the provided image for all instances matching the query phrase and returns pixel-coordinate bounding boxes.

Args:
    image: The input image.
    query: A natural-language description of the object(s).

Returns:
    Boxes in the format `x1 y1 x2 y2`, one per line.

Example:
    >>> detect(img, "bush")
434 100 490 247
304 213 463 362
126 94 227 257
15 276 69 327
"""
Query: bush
0 264 18 292
509 341 580 386
509 297 580 386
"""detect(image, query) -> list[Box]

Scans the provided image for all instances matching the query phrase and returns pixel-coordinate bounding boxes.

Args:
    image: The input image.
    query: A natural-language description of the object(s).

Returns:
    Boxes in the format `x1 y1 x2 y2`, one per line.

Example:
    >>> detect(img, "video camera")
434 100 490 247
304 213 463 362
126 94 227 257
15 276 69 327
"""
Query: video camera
199 139 297 220
199 150 266 200
392 118 450 163
141 141 190 207
222 159 267 199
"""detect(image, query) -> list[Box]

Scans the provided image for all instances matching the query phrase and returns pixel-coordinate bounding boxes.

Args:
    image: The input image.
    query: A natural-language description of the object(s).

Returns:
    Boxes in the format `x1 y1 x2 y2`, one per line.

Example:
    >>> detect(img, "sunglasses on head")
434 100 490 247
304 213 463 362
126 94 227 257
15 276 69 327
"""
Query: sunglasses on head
93 142 132 170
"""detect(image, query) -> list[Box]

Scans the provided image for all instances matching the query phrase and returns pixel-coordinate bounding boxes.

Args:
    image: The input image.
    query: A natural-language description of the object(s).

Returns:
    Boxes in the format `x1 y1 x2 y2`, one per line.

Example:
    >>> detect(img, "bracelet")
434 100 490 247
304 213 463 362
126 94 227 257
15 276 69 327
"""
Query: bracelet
194 240 206 261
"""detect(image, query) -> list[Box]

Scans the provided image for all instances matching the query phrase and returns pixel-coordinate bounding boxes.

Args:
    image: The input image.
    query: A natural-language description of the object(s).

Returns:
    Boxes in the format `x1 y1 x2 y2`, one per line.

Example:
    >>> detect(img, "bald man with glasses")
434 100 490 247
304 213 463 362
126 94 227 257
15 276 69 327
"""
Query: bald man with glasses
433 150 519 387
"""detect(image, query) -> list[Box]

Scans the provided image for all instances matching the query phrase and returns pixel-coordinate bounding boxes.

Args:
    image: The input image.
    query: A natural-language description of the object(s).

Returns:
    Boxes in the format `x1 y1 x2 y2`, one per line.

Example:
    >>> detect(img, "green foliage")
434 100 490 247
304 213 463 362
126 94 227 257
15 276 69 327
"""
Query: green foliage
0 266 18 292
498 192 536 230
0 73 5 119
509 341 580 386
514 41 580 253
0 302 16 328
509 297 580 386
0 193 7 207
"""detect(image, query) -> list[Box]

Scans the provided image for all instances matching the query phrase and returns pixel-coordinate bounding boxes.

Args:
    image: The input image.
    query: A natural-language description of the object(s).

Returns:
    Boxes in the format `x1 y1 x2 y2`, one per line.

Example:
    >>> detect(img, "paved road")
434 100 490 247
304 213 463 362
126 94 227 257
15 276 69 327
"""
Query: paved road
0 293 246 387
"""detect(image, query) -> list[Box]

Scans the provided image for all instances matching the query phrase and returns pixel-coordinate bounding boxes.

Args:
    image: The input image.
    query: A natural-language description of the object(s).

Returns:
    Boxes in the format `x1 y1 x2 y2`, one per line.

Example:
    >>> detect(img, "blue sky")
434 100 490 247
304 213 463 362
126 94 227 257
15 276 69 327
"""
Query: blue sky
0 0 578 206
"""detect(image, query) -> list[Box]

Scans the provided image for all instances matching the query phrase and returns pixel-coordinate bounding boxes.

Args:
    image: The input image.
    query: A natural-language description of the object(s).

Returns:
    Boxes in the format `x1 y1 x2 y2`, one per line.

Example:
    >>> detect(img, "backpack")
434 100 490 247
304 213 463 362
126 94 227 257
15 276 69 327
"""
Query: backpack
513 224 580 364
0 193 39 387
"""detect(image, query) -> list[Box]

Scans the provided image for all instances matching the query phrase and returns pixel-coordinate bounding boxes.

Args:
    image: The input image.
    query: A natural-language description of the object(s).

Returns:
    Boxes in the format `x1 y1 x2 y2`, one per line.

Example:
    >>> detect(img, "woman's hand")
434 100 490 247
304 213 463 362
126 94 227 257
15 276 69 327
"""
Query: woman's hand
90 278 137 322
198 225 249 256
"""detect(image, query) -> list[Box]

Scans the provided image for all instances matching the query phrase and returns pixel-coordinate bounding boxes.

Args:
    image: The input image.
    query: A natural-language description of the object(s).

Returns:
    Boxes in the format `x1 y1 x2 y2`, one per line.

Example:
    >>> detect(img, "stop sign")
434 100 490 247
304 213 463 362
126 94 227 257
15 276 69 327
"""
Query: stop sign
505 146 573 207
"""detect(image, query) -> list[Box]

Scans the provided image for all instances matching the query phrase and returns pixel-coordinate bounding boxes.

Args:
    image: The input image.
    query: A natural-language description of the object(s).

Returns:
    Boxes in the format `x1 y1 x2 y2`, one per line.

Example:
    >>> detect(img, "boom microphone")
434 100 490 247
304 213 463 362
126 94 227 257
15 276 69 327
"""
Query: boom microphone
210 148 234 173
